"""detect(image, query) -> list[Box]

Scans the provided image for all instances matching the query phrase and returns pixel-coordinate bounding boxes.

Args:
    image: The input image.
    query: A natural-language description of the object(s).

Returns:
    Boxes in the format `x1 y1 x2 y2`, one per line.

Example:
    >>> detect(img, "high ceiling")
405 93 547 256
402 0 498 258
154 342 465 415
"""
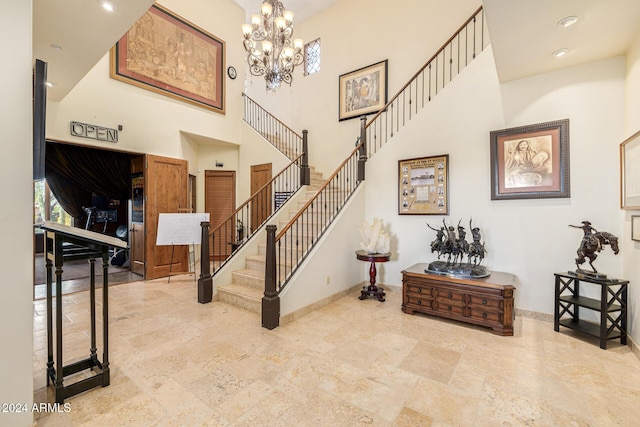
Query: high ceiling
33 0 640 101
484 0 640 83
232 0 341 23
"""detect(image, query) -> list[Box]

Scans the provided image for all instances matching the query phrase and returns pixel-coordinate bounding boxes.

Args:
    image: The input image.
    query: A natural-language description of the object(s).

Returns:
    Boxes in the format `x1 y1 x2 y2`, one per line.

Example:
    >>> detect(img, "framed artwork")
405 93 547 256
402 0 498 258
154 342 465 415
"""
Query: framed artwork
338 60 388 121
110 4 225 114
632 216 640 242
398 155 449 215
620 129 640 209
490 119 570 200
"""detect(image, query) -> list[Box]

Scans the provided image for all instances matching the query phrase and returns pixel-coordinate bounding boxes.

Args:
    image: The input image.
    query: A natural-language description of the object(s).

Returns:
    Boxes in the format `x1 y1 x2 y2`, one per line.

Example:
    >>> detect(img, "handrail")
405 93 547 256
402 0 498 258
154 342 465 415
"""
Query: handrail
205 153 306 277
276 143 361 241
262 141 362 329
261 6 487 329
363 6 486 157
243 93 303 159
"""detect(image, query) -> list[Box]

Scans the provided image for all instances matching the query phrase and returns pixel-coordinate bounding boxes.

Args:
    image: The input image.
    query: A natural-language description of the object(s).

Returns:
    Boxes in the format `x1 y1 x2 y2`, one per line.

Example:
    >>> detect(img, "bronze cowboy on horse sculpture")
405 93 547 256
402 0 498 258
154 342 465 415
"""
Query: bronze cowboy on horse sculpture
569 221 619 277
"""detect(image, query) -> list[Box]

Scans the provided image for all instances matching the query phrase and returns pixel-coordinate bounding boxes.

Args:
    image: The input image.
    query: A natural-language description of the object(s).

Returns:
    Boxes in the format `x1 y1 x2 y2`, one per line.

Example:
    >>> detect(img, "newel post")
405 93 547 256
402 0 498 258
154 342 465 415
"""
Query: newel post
262 225 280 329
358 116 368 181
301 129 310 186
197 221 212 303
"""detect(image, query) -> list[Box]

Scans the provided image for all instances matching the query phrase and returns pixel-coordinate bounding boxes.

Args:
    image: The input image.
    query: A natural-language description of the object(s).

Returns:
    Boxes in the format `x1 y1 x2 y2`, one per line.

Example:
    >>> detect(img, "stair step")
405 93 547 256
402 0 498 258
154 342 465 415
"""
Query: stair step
231 269 264 288
216 162 329 315
245 254 294 271
217 283 262 314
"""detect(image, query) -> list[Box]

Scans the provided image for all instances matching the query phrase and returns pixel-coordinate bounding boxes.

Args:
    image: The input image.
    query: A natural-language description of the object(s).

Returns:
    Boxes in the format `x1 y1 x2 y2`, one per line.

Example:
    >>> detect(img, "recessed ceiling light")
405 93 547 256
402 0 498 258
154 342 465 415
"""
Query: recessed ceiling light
98 0 118 12
553 48 569 58
49 44 62 51
557 16 578 28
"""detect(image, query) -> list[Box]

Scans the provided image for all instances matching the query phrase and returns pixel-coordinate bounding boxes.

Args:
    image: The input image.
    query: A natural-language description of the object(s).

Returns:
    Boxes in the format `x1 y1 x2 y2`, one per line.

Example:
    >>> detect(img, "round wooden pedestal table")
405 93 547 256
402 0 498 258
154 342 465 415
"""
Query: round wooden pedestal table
356 250 391 302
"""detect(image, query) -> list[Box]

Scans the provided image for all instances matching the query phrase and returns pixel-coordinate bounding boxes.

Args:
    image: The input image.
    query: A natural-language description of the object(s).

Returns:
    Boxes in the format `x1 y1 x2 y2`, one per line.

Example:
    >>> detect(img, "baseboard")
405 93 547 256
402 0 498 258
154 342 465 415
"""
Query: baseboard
629 335 640 361
280 284 362 325
514 308 553 322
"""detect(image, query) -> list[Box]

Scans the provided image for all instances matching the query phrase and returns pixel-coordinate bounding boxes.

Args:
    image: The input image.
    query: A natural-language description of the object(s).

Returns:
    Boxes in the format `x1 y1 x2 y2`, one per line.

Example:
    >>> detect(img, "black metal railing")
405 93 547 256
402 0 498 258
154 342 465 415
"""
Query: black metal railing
243 93 304 160
363 6 487 156
198 146 310 303
261 6 487 328
211 153 307 271
262 143 362 328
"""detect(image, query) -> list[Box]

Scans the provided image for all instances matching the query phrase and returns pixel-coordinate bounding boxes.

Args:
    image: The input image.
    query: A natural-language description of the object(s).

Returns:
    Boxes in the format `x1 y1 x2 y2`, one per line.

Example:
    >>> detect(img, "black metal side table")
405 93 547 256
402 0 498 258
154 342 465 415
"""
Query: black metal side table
554 272 628 349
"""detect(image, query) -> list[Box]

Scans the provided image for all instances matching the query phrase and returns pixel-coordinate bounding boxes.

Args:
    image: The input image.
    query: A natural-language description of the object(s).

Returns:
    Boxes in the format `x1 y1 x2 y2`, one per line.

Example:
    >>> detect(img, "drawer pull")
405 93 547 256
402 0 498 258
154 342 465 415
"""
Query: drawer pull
482 299 487 305
448 293 453 298
482 312 487 318
417 300 422 305
447 306 452 311
418 288 422 293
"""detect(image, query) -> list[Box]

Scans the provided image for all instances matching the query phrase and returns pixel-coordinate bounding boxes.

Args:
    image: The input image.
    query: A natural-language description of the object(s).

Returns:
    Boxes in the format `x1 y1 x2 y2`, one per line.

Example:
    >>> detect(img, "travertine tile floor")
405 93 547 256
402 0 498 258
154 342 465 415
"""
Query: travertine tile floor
33 276 640 426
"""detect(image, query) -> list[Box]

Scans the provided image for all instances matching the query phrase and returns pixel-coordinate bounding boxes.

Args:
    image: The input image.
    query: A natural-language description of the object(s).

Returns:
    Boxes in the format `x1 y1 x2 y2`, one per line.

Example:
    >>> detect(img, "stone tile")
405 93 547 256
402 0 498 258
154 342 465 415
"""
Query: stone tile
32 276 640 426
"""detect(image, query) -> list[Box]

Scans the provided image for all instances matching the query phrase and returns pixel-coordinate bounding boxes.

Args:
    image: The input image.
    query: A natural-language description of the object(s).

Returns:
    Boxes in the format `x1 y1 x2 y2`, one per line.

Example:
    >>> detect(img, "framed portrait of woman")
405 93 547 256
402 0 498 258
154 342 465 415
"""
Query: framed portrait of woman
490 119 570 200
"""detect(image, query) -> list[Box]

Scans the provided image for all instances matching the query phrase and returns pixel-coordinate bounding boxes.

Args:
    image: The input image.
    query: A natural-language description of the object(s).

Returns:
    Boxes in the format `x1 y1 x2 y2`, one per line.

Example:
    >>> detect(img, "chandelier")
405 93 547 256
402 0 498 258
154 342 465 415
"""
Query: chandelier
241 0 304 92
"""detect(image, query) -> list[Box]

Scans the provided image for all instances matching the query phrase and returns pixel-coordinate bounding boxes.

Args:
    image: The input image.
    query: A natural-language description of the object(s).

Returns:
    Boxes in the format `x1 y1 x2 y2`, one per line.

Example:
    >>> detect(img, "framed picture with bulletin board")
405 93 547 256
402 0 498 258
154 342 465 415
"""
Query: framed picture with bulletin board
398 155 449 215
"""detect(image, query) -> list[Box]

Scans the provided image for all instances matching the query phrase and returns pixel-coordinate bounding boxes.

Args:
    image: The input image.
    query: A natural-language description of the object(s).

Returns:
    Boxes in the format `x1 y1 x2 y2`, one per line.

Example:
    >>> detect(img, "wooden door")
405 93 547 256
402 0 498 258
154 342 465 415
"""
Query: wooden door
145 154 189 279
130 223 145 276
250 163 272 232
130 156 145 276
205 171 235 260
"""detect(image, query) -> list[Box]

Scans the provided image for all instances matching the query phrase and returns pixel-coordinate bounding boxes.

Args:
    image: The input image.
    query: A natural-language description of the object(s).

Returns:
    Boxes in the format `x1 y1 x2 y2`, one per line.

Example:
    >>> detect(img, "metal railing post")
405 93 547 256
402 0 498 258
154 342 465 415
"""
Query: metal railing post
262 225 280 329
301 130 310 186
198 221 212 303
358 116 368 181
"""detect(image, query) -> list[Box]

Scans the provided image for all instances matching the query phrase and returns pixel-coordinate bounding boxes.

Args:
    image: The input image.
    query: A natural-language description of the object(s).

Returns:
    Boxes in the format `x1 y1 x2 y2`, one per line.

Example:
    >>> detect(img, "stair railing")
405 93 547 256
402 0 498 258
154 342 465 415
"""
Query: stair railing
363 6 487 157
262 6 487 328
198 138 310 303
243 93 303 160
262 141 363 328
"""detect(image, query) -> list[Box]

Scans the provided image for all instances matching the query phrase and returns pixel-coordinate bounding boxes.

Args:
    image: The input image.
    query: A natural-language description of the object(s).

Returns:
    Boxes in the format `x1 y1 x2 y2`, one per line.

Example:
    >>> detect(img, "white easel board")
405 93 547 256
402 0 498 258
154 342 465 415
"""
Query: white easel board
156 213 210 246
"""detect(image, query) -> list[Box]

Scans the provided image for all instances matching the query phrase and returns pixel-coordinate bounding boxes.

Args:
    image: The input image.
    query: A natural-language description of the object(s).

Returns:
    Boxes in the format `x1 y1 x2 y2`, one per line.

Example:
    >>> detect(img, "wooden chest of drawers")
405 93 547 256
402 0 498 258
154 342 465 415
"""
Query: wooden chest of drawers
401 263 516 336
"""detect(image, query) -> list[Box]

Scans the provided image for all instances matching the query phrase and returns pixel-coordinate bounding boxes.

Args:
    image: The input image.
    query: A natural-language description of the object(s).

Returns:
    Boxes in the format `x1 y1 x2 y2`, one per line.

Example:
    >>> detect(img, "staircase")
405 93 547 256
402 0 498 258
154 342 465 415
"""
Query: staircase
209 7 488 327
216 167 326 314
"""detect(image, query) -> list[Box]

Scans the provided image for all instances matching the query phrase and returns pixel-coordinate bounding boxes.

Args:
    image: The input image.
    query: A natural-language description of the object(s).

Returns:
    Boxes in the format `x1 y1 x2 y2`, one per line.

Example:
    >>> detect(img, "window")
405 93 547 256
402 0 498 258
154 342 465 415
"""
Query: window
304 38 320 76
34 179 72 226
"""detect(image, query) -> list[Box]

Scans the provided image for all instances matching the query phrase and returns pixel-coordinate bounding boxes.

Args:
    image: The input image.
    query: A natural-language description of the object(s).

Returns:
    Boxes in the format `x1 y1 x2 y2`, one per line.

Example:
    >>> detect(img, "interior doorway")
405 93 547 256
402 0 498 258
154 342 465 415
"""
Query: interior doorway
205 170 236 260
250 163 272 232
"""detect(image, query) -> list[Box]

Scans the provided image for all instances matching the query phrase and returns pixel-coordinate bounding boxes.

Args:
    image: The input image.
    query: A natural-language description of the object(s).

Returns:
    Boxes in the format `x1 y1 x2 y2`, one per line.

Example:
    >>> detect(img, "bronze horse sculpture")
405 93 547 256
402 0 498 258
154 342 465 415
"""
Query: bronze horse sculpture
570 221 619 273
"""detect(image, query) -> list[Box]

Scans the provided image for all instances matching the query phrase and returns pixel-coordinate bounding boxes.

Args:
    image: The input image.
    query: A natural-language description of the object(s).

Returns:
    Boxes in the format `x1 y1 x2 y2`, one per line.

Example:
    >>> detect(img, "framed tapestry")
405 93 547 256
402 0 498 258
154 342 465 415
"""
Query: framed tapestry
490 119 570 200
621 129 640 209
338 60 388 121
110 4 225 114
398 155 449 215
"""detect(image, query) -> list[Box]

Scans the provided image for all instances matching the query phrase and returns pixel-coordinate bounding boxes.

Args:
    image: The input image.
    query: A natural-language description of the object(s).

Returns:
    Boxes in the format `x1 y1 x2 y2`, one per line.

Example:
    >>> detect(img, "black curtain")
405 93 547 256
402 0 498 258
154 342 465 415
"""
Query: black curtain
45 141 131 223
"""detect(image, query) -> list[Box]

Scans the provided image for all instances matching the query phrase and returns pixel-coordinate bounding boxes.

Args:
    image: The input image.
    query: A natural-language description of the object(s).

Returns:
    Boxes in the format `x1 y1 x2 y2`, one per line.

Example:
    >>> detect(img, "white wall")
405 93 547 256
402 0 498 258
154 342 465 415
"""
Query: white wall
1 1 34 426
244 0 631 331
46 0 247 212
365 49 625 316
281 185 366 316
245 0 483 176
624 32 640 342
